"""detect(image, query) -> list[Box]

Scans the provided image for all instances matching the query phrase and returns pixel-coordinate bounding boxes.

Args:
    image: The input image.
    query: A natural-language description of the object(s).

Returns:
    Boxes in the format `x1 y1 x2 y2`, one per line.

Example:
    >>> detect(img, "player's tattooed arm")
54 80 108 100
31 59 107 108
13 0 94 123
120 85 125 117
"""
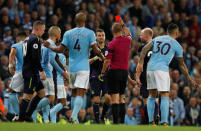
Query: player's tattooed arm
91 43 105 61
139 41 153 65
176 57 196 87
136 41 153 73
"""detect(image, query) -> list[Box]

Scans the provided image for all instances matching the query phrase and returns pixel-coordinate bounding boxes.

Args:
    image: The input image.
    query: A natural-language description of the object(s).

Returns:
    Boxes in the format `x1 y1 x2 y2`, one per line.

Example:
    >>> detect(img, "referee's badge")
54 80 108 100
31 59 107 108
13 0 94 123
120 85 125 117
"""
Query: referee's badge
33 43 38 49
105 51 108 56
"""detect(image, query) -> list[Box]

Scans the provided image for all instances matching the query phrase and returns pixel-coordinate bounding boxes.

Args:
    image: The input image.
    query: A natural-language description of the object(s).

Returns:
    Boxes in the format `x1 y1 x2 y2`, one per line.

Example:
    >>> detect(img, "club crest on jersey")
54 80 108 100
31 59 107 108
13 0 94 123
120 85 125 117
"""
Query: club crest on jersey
33 43 38 49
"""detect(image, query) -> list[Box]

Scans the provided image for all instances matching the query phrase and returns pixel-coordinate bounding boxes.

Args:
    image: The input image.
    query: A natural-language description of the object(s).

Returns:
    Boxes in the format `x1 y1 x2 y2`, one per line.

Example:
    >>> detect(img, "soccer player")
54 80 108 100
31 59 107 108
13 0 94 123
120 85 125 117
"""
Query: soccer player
19 20 46 121
8 32 27 120
32 26 68 123
136 23 196 126
135 28 153 124
100 18 132 124
42 12 104 123
89 29 111 123
50 52 68 123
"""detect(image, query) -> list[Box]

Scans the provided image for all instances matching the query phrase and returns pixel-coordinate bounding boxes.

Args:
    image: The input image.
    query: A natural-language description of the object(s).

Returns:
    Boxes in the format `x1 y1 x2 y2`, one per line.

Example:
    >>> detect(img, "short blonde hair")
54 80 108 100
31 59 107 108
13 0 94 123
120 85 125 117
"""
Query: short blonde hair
112 23 122 33
142 28 153 37
48 26 61 37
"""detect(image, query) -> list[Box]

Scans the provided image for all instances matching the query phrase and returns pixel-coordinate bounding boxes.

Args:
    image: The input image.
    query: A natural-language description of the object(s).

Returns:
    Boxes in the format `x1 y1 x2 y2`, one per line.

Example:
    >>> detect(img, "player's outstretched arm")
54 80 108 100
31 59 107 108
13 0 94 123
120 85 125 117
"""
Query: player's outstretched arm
42 40 66 53
176 57 196 88
136 41 153 73
49 44 66 53
91 43 105 61
9 48 17 76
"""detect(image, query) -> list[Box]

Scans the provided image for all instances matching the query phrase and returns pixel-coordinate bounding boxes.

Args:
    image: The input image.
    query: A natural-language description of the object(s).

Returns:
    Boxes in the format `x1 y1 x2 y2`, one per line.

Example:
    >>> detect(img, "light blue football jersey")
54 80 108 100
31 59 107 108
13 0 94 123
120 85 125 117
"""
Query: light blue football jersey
62 27 96 72
147 35 183 72
11 41 24 72
57 54 66 85
41 39 64 78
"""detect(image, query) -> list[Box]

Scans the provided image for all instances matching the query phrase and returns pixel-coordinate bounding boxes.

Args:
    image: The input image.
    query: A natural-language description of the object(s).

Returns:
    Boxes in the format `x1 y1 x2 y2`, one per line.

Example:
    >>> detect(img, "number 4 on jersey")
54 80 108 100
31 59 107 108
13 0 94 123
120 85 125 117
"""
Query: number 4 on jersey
73 39 81 52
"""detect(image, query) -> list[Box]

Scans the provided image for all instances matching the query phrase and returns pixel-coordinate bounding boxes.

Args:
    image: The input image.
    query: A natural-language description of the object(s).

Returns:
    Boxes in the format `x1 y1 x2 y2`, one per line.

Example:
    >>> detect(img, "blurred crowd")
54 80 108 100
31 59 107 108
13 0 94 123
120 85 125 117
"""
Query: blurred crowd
0 0 201 126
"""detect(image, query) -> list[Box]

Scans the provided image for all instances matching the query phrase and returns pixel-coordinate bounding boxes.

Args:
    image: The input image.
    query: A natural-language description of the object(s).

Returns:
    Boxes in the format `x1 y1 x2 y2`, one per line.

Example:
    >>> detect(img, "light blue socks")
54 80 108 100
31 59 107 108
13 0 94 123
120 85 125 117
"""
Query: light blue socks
9 93 19 114
147 97 155 122
31 97 50 123
71 96 83 122
71 97 75 110
50 103 63 123
160 97 169 124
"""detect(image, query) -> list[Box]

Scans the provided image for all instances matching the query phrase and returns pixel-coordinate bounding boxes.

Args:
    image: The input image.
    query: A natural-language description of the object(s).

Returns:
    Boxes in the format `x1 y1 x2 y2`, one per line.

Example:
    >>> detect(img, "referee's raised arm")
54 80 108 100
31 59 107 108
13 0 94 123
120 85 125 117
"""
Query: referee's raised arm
119 17 132 37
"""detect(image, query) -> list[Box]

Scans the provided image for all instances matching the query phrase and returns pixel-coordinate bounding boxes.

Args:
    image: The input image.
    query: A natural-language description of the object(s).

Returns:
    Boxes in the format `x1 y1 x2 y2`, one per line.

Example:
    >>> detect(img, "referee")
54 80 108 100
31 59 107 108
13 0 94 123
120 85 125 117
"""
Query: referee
100 18 132 124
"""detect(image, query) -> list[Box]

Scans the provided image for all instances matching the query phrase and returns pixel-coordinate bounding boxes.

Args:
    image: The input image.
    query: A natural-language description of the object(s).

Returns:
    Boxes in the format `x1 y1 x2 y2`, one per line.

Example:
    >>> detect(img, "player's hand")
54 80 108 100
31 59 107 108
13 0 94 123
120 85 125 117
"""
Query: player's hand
130 79 136 86
40 71 46 80
136 78 142 88
62 71 69 81
9 65 15 76
136 63 143 73
41 40 50 48
93 56 99 61
135 73 142 88
119 17 124 26
98 73 104 82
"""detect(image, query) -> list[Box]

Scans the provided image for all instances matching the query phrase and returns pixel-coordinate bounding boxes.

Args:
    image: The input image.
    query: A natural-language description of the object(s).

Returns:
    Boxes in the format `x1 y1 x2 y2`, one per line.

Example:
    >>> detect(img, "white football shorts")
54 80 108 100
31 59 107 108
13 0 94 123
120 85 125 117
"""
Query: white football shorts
10 71 24 92
70 71 89 90
147 70 170 92
42 78 55 96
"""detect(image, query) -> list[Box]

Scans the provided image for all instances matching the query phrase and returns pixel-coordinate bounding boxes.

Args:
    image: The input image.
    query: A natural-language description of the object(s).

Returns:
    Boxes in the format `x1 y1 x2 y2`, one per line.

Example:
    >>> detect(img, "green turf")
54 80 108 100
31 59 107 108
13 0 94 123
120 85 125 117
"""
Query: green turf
0 123 200 131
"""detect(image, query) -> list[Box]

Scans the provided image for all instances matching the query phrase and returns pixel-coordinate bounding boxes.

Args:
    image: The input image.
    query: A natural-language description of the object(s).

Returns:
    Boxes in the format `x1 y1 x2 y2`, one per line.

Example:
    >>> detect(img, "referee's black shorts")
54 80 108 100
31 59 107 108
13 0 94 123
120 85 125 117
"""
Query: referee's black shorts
23 74 44 94
107 69 128 95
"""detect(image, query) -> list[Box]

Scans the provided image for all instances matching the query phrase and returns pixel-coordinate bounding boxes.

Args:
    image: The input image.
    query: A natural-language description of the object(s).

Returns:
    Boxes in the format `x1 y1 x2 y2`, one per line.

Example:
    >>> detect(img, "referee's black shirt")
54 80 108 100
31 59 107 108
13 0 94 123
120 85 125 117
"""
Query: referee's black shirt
22 33 43 78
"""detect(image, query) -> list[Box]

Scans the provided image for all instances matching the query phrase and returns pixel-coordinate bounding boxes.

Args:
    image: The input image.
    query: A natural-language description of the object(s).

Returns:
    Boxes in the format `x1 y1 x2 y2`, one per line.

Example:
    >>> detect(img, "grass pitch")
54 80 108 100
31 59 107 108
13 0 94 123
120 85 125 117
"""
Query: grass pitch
0 123 200 131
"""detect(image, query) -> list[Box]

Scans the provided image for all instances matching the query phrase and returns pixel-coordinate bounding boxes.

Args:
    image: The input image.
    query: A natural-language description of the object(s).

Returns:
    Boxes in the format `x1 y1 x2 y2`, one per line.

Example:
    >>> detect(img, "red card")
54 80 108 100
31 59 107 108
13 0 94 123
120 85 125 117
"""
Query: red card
115 16 120 22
